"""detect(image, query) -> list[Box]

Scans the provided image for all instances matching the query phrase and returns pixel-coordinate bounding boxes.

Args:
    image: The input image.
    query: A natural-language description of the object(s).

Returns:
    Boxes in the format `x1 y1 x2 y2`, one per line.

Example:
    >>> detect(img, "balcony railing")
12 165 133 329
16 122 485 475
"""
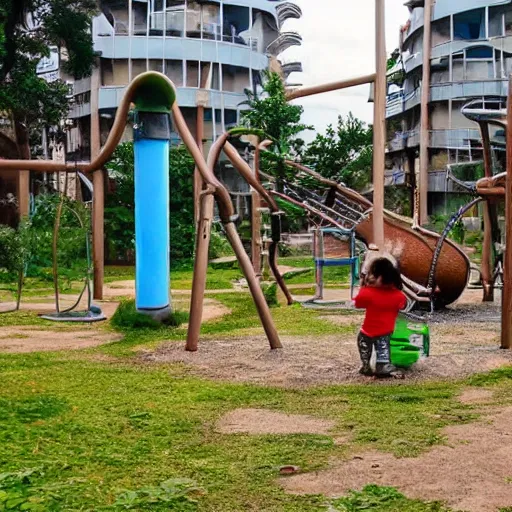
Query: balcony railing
275 2 302 27
266 31 302 55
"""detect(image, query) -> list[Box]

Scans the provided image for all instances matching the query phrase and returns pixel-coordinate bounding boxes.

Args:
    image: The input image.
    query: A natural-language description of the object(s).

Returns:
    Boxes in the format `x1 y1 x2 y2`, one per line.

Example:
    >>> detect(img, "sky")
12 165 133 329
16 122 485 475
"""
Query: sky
281 0 409 141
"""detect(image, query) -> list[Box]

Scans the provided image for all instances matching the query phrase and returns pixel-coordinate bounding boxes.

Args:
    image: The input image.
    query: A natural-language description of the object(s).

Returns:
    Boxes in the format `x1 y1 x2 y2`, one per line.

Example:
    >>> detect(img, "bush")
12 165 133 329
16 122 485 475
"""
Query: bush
261 282 279 308
111 299 188 330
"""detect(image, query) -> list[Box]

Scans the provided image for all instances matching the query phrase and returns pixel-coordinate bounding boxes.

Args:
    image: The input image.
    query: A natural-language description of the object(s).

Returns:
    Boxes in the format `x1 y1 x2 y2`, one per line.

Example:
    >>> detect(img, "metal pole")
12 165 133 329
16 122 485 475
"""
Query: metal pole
480 122 495 302
90 62 104 300
186 192 214 351
194 104 205 224
286 74 376 101
251 141 262 277
223 221 282 349
501 75 512 349
419 0 432 225
372 0 386 248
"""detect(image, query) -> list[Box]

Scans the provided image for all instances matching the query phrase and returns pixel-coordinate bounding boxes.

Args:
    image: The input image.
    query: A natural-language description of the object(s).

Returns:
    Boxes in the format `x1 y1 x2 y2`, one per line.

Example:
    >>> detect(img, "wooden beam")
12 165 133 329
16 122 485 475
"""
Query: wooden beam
286 73 376 101
372 0 386 248
90 63 104 300
501 74 512 349
419 0 433 225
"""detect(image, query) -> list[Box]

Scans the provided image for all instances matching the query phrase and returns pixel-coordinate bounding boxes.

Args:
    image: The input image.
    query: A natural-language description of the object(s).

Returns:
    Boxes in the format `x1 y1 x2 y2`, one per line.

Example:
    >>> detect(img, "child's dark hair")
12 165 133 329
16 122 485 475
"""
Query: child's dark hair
368 257 403 290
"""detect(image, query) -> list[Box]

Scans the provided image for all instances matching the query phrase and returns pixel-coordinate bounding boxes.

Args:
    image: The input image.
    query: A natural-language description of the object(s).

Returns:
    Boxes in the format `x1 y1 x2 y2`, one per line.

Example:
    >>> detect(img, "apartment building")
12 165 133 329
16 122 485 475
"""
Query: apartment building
66 0 303 162
386 0 510 214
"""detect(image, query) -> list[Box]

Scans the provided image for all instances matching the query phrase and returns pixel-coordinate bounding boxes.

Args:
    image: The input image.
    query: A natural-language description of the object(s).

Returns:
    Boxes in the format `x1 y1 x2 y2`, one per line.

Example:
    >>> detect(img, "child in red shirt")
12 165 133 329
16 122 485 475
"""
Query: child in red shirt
354 257 407 377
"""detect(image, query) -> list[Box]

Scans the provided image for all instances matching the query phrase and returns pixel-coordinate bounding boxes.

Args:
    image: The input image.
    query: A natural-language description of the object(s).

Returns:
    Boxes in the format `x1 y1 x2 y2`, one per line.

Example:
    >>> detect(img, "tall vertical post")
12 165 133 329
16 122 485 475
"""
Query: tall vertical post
251 141 262 277
372 0 386 248
194 104 205 224
90 63 104 300
480 121 495 302
419 0 433 225
501 76 512 349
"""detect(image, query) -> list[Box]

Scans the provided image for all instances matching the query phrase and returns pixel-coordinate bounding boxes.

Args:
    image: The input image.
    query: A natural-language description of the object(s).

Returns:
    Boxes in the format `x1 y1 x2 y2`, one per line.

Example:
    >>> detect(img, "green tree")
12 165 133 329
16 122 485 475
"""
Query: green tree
304 113 373 192
0 0 96 160
104 142 196 267
240 71 312 180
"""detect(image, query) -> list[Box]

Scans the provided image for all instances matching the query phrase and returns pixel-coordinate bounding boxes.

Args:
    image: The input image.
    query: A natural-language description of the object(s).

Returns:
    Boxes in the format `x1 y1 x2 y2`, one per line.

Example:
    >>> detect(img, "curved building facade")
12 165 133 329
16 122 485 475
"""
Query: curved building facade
67 0 303 159
386 0 510 213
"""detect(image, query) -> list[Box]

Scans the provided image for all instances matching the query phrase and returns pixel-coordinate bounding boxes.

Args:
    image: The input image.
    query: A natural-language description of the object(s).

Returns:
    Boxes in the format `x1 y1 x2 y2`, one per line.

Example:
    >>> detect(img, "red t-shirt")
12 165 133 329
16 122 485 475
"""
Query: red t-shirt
354 286 407 337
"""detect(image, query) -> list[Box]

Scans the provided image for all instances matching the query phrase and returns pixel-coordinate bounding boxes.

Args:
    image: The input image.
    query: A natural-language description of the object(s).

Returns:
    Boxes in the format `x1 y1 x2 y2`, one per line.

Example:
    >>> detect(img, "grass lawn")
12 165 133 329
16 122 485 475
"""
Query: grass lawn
1 265 510 511
3 348 507 511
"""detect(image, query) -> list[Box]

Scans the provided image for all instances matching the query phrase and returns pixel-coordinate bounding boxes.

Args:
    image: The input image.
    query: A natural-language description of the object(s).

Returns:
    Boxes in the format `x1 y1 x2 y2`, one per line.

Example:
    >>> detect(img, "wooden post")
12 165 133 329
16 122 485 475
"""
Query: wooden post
501 75 512 349
372 0 386 248
480 121 495 302
251 142 262 277
194 104 205 224
14 121 30 218
90 63 104 300
419 0 432 225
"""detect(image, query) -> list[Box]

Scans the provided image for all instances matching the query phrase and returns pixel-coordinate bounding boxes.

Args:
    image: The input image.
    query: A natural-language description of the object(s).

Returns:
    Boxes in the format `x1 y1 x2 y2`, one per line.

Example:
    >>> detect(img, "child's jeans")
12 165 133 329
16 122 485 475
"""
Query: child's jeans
357 331 391 365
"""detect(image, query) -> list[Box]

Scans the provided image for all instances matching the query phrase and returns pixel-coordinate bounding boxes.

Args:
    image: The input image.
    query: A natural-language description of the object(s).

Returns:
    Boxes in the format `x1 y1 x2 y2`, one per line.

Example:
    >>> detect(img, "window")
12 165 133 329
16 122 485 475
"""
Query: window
489 6 504 37
432 17 450 47
165 60 183 86
222 65 250 93
452 53 464 81
186 61 199 87
131 60 147 78
453 9 485 40
225 110 237 126
466 47 493 59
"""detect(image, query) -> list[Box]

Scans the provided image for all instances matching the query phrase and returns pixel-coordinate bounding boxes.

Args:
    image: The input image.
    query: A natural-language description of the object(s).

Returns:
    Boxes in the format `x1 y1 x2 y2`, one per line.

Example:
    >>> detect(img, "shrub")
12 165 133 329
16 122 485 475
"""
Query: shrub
111 299 188 330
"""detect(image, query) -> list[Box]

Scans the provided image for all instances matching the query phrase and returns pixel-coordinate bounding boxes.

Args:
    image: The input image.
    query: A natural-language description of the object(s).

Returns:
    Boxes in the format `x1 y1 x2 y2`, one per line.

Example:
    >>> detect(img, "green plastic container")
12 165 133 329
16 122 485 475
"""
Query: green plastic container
390 315 430 368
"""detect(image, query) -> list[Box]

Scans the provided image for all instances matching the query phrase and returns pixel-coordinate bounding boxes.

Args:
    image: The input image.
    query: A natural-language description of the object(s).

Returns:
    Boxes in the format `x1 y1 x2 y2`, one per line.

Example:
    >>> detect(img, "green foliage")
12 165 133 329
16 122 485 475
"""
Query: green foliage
385 187 412 217
451 162 485 182
0 0 96 157
105 142 195 267
332 485 451 512
0 225 22 278
261 281 279 308
111 299 188 330
208 227 233 260
428 213 466 245
240 71 312 181
113 479 201 510
304 113 373 191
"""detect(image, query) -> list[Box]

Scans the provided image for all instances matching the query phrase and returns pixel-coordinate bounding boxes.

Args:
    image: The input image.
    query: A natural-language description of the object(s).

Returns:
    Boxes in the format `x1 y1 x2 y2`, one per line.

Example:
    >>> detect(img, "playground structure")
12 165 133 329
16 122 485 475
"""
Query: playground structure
0 0 511 352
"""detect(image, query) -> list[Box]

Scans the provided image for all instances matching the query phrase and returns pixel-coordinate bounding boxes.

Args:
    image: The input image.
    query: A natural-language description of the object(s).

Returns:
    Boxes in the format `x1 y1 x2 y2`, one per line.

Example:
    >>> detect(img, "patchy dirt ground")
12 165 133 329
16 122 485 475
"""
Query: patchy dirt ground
142 319 511 387
216 408 335 435
0 327 122 353
280 407 512 512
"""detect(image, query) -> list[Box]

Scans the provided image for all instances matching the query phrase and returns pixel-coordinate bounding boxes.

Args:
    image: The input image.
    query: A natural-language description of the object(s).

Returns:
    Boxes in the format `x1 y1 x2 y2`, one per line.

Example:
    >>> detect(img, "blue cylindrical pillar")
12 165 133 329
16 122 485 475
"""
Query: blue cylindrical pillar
134 137 170 316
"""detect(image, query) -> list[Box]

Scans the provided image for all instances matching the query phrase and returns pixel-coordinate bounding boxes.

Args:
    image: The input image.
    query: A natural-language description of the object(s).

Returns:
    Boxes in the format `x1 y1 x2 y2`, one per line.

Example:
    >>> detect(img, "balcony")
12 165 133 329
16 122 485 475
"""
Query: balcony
402 7 424 43
431 80 508 102
266 31 302 55
387 130 420 151
386 89 404 117
97 86 248 111
275 2 302 27
430 129 482 149
281 60 303 79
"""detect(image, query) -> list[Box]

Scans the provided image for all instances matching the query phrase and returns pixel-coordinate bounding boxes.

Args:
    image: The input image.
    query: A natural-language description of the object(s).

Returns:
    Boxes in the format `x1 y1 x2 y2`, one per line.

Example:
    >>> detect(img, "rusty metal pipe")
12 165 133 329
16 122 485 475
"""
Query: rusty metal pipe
185 191 215 352
286 73 376 101
223 221 282 349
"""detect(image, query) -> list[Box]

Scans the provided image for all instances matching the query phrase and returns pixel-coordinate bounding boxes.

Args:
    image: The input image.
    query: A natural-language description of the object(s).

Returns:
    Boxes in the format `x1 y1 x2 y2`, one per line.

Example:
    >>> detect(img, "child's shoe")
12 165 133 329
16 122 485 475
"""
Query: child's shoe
375 363 403 378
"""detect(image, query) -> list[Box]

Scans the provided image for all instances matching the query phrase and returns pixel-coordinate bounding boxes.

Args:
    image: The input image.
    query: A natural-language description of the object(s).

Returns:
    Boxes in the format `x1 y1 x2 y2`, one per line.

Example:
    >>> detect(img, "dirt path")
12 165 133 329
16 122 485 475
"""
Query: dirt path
0 327 122 353
216 408 335 435
280 406 512 512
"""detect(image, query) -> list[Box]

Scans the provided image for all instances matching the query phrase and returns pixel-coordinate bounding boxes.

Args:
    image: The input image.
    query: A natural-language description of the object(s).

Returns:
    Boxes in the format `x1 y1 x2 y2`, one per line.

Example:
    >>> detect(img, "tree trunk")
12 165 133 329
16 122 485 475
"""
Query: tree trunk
14 120 30 218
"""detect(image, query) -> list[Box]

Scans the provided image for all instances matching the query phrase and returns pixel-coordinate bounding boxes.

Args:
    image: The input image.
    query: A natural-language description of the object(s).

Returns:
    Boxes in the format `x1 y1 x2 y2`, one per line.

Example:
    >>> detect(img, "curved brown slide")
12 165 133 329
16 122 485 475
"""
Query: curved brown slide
285 162 470 308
